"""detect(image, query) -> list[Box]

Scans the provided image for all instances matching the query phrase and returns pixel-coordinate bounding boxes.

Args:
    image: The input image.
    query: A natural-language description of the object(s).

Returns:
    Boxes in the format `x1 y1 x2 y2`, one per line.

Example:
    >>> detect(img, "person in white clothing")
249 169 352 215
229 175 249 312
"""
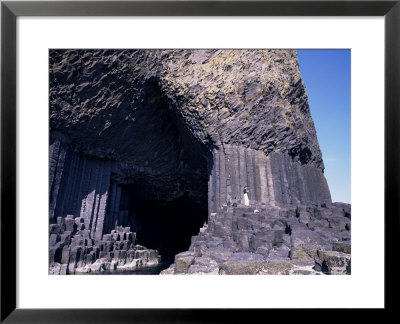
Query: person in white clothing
243 186 250 206
200 221 208 233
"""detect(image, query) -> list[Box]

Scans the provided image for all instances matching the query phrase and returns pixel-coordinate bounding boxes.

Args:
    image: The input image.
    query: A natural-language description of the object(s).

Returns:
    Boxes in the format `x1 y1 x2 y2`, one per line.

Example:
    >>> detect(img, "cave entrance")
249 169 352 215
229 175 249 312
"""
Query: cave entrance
117 185 208 263
102 79 213 263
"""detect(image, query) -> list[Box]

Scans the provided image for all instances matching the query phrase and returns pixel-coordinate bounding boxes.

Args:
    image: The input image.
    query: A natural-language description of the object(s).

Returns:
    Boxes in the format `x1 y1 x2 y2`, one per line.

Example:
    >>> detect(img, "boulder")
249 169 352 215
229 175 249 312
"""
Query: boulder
332 242 351 254
269 245 290 258
188 265 219 275
307 219 329 230
160 265 175 275
214 219 232 237
314 250 351 275
194 257 218 267
174 252 195 274
249 235 271 253
289 229 327 263
219 253 265 275
262 259 294 275
202 247 233 264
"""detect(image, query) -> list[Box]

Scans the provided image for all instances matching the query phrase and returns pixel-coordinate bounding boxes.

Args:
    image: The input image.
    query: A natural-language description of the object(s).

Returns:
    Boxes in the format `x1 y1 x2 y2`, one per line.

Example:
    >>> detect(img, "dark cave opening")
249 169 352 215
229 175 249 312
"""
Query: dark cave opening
120 187 208 263
99 79 212 264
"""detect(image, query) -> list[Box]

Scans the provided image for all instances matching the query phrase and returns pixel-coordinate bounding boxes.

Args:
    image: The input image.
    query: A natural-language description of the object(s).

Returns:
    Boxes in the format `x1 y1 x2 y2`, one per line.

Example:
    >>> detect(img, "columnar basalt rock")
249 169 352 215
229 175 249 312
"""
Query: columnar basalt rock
208 146 331 214
49 217 160 274
50 50 324 176
50 135 116 240
49 49 350 274
161 202 351 275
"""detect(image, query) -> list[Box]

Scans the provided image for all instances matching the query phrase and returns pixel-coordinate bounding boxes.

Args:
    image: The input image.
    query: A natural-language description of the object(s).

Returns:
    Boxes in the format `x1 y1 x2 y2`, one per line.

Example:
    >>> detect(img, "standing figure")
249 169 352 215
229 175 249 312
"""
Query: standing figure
200 221 208 233
243 186 250 206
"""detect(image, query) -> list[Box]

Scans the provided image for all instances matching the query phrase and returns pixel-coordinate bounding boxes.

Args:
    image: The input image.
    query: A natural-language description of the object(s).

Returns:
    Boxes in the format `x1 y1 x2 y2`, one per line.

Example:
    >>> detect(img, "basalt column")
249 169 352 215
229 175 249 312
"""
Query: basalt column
49 49 339 272
49 135 116 240
208 145 331 214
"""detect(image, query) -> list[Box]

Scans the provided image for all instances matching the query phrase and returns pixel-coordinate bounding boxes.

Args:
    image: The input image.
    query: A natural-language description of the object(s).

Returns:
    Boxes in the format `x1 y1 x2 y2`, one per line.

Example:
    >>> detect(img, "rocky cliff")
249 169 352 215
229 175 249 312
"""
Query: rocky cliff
161 202 351 275
50 50 323 167
49 49 349 275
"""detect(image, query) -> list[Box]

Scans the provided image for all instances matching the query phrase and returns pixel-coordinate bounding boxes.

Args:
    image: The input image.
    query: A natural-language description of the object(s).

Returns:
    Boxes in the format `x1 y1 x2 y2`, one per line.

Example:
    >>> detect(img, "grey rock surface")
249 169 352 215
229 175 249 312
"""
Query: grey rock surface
49 49 350 275
49 222 160 274
49 50 330 218
314 250 351 275
162 203 351 275
50 50 323 169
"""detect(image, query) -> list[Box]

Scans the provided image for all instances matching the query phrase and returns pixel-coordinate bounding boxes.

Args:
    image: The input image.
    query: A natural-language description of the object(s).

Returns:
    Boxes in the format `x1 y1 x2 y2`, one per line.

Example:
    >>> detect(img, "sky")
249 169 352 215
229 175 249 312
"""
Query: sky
297 50 351 204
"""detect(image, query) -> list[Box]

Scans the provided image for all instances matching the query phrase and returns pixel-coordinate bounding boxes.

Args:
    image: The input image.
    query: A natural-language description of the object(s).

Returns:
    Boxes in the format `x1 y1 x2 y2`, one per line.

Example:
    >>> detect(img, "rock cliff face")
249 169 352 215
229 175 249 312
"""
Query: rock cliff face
49 49 348 275
50 50 323 167
161 203 351 275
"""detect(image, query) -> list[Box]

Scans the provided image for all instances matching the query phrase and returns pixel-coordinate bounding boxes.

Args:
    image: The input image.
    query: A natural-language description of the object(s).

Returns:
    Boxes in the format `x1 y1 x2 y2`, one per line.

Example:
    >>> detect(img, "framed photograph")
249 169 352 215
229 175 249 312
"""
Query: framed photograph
1 0 398 321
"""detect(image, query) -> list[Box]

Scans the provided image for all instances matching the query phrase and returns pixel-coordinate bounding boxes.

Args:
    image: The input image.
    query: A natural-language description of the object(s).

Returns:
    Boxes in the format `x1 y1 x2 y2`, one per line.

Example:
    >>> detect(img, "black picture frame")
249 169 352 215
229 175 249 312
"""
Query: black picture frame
1 0 399 322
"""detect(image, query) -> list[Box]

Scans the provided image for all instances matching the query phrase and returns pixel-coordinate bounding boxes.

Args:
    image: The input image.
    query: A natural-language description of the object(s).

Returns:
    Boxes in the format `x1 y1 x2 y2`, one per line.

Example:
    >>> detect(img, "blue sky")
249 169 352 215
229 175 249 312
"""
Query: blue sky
297 49 351 204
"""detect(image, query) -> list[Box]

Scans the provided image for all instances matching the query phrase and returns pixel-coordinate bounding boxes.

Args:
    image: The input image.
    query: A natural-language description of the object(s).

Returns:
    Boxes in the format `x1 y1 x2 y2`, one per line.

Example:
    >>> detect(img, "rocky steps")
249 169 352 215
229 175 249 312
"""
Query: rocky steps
49 49 350 275
49 216 160 274
161 202 351 275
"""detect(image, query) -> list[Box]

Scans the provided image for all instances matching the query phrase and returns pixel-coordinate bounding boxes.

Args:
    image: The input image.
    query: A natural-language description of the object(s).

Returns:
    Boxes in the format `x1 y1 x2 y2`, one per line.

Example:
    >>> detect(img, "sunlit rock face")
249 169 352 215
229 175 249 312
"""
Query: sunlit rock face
50 49 323 168
49 49 337 274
